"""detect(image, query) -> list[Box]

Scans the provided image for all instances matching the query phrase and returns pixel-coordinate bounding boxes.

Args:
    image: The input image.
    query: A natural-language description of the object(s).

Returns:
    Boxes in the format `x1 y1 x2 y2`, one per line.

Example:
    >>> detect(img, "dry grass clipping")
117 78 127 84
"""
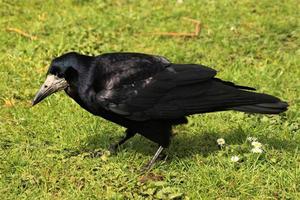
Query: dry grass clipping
6 27 38 40
151 17 201 38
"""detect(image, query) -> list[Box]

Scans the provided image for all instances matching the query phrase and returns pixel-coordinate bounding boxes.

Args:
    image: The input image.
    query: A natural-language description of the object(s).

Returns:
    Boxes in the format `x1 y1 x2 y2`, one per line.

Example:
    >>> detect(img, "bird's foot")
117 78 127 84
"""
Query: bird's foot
108 144 118 155
140 146 164 173
141 162 152 173
108 130 136 155
141 154 168 172
158 152 168 161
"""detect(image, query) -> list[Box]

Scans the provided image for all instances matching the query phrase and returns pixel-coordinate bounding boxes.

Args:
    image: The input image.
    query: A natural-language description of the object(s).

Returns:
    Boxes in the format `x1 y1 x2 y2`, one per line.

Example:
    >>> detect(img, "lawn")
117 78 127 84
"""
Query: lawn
0 0 299 199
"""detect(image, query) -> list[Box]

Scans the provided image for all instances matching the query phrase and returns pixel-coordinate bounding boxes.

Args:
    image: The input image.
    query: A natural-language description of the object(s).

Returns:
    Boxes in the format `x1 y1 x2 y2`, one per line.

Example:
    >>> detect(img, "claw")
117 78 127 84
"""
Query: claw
108 144 118 154
140 146 164 172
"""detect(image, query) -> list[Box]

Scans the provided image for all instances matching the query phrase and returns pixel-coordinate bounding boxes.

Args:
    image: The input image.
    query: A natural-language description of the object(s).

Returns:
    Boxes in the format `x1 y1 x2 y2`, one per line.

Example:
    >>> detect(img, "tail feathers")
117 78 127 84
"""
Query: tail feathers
232 101 288 114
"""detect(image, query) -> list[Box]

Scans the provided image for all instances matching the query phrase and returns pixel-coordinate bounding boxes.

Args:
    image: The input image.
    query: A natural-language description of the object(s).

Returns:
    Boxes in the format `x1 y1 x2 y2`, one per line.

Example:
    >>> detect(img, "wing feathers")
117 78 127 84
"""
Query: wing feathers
96 61 282 121
122 64 216 112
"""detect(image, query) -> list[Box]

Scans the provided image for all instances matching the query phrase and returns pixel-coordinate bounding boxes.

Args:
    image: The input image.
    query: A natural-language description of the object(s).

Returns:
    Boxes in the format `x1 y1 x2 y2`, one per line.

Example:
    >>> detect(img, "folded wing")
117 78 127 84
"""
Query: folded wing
99 64 217 120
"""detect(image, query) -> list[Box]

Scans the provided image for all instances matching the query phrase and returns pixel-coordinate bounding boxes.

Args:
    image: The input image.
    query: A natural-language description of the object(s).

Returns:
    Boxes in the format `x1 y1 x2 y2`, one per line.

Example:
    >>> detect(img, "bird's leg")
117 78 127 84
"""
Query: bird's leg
141 146 164 172
109 129 135 154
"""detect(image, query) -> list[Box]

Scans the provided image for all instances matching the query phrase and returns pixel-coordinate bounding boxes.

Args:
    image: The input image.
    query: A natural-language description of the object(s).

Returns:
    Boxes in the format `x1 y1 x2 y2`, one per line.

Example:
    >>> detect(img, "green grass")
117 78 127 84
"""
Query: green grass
0 0 299 199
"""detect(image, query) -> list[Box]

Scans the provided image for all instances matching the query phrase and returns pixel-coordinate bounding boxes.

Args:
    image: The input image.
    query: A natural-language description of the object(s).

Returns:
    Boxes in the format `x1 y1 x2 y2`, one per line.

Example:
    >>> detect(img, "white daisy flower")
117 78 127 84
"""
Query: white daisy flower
251 141 262 148
217 138 225 146
251 147 263 153
231 155 240 162
247 137 257 142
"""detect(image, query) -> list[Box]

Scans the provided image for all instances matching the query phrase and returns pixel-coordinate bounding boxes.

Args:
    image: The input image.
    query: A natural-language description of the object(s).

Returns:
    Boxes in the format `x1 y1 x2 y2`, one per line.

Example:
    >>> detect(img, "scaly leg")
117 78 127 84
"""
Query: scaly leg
141 146 164 172
109 129 136 154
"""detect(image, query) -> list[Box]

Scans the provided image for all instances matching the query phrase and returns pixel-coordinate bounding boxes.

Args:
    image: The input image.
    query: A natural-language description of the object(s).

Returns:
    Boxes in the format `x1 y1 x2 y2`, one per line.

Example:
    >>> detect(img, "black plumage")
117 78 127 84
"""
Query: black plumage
33 52 288 170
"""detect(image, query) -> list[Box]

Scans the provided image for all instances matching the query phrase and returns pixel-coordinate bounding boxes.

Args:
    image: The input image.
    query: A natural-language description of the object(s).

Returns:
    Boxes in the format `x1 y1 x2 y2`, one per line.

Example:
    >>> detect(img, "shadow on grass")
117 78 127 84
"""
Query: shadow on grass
64 126 298 160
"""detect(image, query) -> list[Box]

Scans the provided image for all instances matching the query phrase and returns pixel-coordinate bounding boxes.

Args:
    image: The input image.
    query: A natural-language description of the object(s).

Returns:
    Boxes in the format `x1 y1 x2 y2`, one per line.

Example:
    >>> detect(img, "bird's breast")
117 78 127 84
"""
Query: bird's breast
64 87 132 127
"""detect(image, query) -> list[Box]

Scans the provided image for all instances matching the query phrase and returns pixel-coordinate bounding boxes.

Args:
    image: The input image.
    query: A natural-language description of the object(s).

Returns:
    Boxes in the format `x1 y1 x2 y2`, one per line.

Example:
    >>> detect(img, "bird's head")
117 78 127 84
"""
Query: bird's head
32 52 88 106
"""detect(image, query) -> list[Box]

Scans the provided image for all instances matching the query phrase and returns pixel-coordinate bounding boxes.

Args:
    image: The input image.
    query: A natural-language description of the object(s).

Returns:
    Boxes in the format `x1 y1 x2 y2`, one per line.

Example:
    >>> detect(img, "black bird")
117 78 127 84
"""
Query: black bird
32 52 288 170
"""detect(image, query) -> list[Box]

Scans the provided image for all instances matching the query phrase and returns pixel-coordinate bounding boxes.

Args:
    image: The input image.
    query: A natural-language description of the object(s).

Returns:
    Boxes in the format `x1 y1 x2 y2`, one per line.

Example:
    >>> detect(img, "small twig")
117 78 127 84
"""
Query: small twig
151 17 201 38
181 17 201 36
152 32 197 37
6 27 37 40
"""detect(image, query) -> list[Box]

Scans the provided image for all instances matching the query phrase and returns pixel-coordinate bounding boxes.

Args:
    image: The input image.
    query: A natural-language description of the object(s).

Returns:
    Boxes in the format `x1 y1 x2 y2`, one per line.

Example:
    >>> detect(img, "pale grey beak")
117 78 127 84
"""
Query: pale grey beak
32 75 68 106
